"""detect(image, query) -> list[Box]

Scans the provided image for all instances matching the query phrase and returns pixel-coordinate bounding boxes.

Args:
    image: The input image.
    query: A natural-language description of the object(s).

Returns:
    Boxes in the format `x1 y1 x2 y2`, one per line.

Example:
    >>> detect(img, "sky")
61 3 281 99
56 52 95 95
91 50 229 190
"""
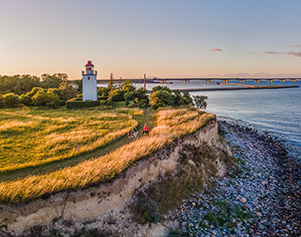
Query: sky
0 0 301 79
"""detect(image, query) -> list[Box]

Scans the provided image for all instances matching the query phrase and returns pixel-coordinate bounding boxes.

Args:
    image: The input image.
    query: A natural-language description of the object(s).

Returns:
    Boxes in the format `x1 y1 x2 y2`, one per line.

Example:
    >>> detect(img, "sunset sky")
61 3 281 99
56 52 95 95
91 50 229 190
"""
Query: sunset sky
1 0 301 79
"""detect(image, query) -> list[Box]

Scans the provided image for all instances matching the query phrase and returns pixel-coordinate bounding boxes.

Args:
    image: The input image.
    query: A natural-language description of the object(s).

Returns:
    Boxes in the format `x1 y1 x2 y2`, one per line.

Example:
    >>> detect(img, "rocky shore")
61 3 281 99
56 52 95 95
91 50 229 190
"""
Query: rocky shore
170 118 300 236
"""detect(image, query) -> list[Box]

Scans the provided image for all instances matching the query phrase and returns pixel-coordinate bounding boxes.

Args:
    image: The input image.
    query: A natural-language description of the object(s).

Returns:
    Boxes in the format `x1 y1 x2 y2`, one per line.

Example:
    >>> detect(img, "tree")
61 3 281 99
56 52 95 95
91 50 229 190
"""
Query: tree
108 88 124 101
41 73 68 89
149 90 174 109
152 86 172 93
3 93 20 107
59 81 78 101
193 95 208 109
0 95 3 108
0 75 41 95
108 73 115 90
20 93 33 106
73 80 82 93
180 91 193 105
122 80 135 92
32 89 59 107
124 87 149 107
26 87 44 97
97 87 110 97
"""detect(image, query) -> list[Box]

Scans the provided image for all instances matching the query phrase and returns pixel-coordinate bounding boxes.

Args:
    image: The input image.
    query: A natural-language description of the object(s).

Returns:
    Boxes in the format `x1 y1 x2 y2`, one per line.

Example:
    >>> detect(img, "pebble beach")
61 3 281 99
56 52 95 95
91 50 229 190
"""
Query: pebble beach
170 118 300 236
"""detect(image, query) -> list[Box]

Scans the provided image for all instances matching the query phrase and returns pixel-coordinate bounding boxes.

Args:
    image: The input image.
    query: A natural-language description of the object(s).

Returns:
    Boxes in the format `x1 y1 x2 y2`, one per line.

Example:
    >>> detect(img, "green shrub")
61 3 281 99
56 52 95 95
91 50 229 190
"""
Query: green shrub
108 88 124 101
32 90 59 107
3 93 20 107
193 95 208 109
46 101 58 109
97 96 108 100
97 87 110 97
66 100 100 109
19 93 33 106
149 90 174 108
106 97 113 106
138 99 149 108
137 197 160 223
0 95 3 108
26 87 44 97
99 99 107 105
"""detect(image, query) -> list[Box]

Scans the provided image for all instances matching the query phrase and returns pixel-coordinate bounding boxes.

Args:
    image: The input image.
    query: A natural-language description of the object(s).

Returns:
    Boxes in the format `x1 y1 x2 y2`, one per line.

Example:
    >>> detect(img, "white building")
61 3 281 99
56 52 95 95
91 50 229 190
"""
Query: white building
82 61 97 101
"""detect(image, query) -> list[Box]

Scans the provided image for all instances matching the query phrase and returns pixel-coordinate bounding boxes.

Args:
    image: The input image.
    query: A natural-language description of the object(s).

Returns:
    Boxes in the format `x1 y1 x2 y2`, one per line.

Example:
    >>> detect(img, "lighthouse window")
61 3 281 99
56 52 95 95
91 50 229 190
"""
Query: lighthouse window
88 77 90 80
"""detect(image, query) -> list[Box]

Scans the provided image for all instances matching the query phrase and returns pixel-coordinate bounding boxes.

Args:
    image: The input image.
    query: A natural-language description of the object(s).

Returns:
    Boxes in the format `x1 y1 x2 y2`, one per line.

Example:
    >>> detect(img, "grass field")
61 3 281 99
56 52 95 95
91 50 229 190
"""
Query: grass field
0 106 137 173
0 105 215 203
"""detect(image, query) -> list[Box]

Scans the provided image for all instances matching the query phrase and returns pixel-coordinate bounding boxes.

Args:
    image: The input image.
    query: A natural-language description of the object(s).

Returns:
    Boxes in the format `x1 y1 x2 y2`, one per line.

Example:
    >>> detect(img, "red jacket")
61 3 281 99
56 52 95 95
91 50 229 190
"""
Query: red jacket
144 125 149 131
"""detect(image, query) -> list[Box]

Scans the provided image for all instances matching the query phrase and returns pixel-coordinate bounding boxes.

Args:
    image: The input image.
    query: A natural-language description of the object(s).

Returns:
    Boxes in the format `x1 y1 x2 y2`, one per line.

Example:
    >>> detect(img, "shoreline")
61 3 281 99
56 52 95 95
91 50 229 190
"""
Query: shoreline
176 85 299 92
170 118 300 236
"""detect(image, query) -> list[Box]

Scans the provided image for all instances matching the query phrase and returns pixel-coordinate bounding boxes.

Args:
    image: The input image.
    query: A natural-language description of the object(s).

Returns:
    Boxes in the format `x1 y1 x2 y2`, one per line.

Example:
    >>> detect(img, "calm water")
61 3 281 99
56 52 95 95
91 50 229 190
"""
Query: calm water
100 80 301 159
152 80 301 160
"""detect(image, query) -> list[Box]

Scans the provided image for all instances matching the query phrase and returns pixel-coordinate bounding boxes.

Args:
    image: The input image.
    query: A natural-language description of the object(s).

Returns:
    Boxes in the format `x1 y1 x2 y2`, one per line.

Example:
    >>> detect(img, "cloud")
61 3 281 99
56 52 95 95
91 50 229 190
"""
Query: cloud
209 48 222 52
288 51 301 57
264 50 282 54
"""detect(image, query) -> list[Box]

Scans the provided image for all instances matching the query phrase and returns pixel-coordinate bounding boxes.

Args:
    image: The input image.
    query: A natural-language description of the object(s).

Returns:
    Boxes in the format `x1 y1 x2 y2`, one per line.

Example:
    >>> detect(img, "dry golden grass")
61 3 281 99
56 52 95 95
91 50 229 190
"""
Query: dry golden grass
0 107 135 172
0 108 215 203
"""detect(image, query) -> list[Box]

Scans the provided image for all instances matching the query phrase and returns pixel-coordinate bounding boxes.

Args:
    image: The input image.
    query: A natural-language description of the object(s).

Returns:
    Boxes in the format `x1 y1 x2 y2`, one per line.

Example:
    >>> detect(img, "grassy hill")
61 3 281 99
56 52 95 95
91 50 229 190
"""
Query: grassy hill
0 105 215 203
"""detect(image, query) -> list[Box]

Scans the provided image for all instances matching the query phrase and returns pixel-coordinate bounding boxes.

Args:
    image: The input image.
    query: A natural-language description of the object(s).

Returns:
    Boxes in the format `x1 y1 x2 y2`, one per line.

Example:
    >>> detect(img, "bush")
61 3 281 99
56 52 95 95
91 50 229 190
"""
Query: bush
137 198 160 223
138 99 149 108
122 80 135 92
58 81 78 101
99 99 107 105
27 87 44 97
66 100 100 109
0 95 3 108
97 87 110 97
149 90 174 108
97 96 108 101
193 95 208 109
46 101 58 109
108 88 124 101
32 90 59 107
3 93 20 107
106 97 113 106
19 93 33 106
131 103 137 108
124 88 148 107
152 86 172 93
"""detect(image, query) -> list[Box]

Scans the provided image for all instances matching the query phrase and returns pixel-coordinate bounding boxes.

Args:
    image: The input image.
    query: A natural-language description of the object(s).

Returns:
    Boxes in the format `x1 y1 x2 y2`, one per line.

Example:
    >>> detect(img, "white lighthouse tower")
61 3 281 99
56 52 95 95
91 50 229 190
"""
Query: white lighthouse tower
82 60 97 101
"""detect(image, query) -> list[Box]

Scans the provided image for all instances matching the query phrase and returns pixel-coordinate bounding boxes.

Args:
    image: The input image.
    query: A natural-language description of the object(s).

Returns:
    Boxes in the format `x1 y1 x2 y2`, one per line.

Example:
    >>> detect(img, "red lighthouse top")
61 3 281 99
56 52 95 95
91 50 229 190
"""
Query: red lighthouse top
85 61 94 67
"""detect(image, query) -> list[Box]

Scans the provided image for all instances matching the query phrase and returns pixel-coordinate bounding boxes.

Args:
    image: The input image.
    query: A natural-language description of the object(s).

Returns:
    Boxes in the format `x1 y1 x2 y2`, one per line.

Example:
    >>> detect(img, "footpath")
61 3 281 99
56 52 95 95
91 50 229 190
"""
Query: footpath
170 118 300 236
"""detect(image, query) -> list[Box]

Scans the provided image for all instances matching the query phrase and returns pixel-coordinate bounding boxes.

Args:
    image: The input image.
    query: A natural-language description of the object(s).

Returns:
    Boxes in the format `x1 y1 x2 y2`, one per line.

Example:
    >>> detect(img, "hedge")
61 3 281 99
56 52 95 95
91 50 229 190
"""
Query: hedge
66 100 100 109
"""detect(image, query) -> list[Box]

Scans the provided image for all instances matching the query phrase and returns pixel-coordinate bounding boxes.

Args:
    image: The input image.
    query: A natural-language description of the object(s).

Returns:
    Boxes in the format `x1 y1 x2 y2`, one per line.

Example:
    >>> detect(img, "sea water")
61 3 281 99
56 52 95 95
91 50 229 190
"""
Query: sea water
100 79 301 160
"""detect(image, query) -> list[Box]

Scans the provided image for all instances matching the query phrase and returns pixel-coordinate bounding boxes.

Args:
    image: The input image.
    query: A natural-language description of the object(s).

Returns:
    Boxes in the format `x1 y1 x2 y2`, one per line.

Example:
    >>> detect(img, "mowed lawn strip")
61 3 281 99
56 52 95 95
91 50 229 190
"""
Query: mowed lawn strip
0 108 215 203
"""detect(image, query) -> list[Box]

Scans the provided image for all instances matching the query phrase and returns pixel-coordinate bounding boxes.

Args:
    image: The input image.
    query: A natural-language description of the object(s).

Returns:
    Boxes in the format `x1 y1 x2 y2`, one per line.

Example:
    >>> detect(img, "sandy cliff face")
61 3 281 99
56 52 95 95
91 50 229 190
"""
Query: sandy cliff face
0 120 233 236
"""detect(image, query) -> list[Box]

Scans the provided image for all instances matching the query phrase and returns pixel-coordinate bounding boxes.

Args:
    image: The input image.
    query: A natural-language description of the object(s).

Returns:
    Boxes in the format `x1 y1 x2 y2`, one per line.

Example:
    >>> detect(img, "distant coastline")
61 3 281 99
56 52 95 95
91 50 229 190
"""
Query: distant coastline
175 85 299 92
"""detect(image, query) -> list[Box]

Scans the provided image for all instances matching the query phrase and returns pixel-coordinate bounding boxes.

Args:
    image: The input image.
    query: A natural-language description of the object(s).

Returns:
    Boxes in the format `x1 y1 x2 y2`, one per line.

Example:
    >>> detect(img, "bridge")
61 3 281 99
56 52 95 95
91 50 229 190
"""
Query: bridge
97 78 300 84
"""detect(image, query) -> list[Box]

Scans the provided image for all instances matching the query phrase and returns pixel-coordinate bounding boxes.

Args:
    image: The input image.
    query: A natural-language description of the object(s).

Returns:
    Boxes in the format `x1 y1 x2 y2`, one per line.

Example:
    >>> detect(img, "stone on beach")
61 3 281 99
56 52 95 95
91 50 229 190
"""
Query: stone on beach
239 197 247 204
170 119 300 236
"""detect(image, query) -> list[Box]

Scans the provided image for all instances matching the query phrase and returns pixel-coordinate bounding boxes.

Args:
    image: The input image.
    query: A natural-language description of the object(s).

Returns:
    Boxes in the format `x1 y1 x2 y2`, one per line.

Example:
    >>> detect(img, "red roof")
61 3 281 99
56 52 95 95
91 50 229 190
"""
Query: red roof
85 61 94 67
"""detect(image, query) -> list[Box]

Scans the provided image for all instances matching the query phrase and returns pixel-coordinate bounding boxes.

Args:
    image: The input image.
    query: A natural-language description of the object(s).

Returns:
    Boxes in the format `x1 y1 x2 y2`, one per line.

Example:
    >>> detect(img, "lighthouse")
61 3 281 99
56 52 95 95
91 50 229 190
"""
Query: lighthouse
82 60 97 101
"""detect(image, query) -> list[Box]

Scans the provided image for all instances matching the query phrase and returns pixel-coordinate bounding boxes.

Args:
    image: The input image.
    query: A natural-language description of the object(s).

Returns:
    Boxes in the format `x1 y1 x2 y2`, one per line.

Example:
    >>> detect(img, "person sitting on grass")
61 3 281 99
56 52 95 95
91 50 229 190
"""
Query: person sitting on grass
142 123 149 136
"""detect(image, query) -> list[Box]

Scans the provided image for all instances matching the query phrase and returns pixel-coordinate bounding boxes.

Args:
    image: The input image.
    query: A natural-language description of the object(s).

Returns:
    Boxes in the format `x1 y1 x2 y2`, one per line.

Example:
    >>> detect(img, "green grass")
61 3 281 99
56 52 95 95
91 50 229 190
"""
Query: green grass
0 105 140 175
0 105 215 203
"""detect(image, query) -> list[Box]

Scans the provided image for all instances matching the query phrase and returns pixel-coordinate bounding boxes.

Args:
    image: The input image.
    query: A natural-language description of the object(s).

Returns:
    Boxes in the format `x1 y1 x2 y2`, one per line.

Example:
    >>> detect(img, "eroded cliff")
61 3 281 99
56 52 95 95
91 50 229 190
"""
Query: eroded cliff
0 120 233 236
